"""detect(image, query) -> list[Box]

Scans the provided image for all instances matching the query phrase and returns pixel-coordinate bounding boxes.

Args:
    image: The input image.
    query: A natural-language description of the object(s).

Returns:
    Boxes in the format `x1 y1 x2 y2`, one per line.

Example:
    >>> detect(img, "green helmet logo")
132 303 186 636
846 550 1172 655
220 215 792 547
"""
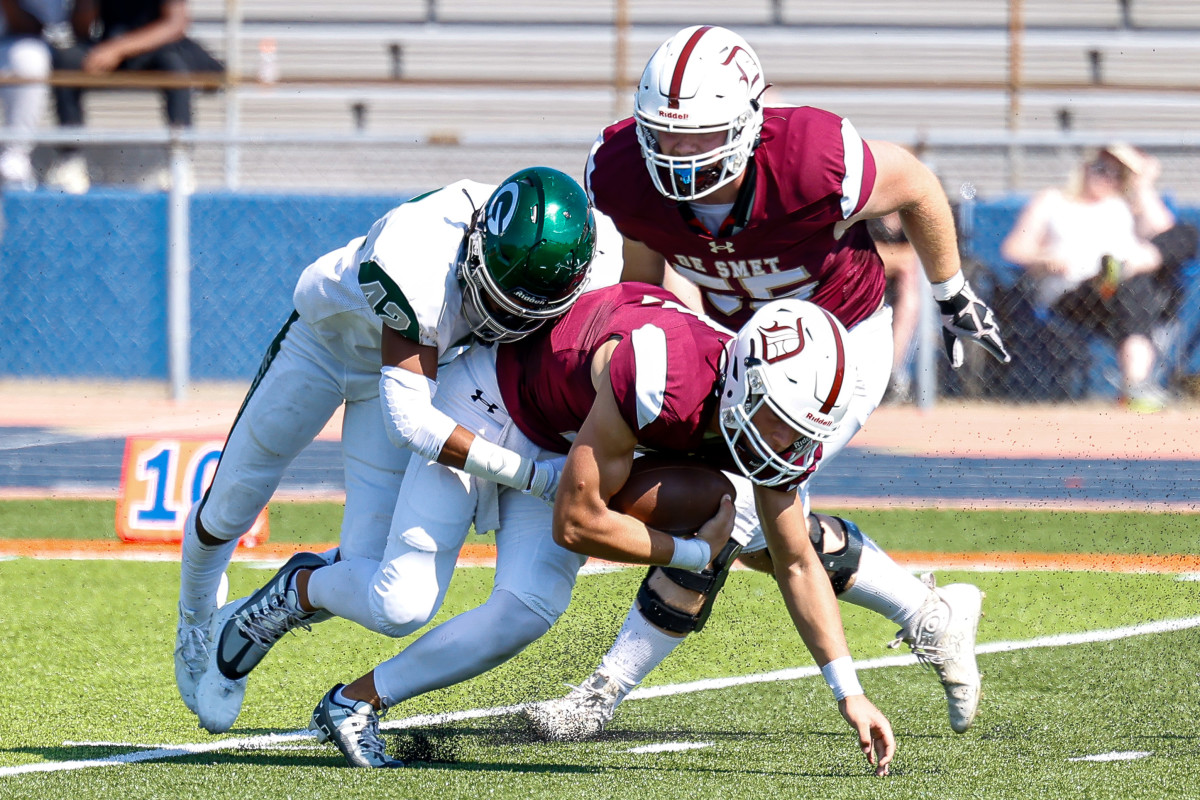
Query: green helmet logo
461 166 597 343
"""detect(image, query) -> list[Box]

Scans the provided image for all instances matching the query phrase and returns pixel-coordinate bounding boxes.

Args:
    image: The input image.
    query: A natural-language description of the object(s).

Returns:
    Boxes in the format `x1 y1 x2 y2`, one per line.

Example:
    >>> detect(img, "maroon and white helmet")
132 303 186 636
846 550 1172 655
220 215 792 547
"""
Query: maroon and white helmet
719 299 856 488
634 25 766 201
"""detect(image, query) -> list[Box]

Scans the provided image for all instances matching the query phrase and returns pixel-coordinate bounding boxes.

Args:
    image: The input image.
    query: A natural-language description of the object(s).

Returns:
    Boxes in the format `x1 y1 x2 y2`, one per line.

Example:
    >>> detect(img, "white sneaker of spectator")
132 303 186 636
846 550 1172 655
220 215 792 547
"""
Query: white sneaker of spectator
45 153 90 194
0 150 37 191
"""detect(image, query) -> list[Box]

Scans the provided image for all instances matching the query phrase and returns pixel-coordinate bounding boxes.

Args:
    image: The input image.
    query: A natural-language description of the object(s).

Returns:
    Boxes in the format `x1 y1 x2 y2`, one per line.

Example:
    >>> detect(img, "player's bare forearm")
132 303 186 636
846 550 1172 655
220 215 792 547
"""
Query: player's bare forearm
859 140 961 284
551 380 689 565
758 487 852 665
619 236 668 285
661 266 706 313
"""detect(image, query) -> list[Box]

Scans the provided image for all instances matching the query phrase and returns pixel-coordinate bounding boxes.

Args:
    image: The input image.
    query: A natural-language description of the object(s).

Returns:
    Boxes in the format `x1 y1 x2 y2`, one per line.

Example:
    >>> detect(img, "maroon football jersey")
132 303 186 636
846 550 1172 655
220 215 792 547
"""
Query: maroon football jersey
587 106 886 331
496 283 731 456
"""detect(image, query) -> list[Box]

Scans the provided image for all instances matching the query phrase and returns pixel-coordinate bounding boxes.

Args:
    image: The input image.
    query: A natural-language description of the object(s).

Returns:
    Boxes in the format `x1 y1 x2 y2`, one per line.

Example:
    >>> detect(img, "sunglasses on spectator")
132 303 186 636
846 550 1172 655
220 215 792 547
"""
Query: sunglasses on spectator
1086 160 1122 179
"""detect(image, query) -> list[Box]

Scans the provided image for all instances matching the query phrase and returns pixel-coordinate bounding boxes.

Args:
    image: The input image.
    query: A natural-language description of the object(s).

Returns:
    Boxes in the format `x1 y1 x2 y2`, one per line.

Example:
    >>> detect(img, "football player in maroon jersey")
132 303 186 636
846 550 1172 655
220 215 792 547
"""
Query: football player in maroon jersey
291 285 894 774
533 24 1003 740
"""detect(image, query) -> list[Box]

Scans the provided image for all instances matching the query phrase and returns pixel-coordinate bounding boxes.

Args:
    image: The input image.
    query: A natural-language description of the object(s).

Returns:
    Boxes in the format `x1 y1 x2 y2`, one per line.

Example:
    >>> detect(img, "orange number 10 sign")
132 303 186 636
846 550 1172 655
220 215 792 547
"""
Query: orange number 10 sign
115 437 269 546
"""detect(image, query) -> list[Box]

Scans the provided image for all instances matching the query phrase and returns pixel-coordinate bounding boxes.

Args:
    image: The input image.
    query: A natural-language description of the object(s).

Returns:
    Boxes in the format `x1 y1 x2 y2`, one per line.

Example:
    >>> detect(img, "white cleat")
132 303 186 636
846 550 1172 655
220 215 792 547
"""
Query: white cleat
175 574 228 715
195 598 250 734
521 668 631 742
174 605 211 715
894 576 984 733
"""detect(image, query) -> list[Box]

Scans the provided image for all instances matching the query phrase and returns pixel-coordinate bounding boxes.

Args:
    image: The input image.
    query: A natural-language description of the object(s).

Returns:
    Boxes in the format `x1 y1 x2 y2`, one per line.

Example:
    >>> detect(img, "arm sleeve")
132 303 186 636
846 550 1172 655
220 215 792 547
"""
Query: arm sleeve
379 365 458 461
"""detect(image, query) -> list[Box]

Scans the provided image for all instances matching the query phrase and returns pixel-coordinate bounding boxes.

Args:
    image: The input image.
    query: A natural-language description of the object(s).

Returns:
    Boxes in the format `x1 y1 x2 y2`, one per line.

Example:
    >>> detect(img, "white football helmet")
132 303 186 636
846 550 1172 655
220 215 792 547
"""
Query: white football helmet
719 299 857 488
634 25 766 201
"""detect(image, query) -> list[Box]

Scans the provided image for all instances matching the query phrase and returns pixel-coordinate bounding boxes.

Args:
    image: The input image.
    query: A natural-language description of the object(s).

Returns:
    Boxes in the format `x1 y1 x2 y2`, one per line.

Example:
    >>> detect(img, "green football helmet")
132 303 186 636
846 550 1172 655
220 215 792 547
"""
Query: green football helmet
460 166 597 343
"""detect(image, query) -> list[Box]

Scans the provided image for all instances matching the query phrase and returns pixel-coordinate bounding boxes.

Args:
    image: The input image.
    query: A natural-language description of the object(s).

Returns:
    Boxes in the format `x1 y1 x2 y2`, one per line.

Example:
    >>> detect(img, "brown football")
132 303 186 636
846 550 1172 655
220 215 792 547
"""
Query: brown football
608 455 736 535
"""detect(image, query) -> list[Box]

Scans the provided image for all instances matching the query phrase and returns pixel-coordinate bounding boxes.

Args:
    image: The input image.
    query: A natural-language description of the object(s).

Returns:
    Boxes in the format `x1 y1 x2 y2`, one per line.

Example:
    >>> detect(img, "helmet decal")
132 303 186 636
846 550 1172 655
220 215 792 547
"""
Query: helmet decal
758 318 805 363
815 308 847 414
667 25 713 109
722 47 762 91
486 183 520 236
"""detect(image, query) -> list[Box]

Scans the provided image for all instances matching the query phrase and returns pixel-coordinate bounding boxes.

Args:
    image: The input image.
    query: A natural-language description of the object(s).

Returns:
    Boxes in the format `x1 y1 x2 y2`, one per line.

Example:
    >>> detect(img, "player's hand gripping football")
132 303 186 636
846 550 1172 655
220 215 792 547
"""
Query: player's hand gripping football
937 280 1011 369
839 694 895 777
695 494 736 567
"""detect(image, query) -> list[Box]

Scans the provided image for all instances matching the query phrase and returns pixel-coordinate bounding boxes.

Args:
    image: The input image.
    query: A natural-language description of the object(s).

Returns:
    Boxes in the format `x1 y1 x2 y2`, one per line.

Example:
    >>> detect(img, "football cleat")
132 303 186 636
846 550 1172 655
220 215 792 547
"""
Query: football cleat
892 576 984 733
214 551 330 682
175 574 228 715
195 598 250 733
310 685 404 768
174 604 211 715
522 668 631 741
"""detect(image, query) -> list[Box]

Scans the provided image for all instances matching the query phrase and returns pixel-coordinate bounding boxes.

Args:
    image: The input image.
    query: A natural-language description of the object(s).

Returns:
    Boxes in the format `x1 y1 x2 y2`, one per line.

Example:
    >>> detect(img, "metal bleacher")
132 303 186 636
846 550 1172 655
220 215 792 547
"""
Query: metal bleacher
49 0 1200 197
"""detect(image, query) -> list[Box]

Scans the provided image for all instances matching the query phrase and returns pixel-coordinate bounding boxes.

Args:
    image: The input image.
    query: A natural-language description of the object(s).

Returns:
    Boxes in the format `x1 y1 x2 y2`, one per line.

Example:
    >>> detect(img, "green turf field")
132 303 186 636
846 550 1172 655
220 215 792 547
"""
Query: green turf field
1 500 1197 798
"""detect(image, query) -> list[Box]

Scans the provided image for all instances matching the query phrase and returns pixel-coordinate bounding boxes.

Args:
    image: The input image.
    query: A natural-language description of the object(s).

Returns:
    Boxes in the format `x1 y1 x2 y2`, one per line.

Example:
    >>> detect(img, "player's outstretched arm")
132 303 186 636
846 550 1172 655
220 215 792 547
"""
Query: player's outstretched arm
757 485 895 775
854 140 1009 368
839 695 895 777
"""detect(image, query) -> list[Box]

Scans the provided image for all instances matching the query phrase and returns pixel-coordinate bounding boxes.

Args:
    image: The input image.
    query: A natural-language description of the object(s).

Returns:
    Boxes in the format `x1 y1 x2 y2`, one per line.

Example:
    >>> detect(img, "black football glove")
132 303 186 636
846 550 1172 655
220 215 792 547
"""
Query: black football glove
936 281 1011 369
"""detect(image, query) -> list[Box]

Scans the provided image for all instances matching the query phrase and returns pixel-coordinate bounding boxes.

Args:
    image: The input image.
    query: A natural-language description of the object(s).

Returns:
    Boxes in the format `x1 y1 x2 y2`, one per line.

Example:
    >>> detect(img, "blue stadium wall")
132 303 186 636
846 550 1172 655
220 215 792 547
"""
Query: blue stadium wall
1 190 1196 382
0 190 409 380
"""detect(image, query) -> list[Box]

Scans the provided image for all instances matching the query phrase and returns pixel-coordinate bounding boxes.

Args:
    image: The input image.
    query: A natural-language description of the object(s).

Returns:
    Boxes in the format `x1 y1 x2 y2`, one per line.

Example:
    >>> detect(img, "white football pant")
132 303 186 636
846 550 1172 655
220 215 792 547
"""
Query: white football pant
734 304 894 552
307 343 585 638
195 312 410 559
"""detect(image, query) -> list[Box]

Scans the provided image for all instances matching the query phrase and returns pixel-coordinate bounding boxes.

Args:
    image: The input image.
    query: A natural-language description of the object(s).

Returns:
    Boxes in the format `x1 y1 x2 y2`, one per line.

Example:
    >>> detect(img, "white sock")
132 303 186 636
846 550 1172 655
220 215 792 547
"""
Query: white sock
305 556 384 630
179 506 238 624
838 534 932 631
333 685 354 706
597 603 685 690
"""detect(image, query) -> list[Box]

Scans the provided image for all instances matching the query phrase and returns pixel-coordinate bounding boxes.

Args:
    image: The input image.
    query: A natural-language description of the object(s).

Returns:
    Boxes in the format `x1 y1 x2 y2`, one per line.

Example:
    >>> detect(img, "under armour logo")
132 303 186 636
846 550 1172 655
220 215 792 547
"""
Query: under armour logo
709 240 735 253
470 388 499 414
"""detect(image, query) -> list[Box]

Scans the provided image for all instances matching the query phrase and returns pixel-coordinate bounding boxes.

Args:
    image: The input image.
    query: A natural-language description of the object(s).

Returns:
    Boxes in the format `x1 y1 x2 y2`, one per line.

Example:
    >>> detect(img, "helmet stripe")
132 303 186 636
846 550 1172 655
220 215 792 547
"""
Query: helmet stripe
667 25 713 109
817 308 846 414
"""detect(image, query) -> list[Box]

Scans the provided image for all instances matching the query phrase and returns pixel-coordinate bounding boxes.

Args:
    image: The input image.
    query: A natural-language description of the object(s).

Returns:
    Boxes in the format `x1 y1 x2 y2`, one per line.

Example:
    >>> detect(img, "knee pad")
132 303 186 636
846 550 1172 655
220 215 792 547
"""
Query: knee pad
368 588 436 639
809 513 865 595
635 538 743 634
367 559 440 638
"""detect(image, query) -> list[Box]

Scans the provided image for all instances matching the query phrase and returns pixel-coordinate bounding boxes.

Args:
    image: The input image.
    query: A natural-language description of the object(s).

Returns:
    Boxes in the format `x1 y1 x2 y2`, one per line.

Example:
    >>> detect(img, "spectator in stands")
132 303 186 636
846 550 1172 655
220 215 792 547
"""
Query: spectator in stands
0 0 63 190
1001 144 1193 412
869 212 922 403
44 0 222 193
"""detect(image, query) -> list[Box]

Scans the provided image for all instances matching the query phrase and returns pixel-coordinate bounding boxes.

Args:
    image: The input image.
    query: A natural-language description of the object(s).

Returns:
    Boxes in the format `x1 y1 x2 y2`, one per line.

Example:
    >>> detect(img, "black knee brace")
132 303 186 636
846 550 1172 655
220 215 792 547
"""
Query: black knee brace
635 538 744 634
809 513 865 595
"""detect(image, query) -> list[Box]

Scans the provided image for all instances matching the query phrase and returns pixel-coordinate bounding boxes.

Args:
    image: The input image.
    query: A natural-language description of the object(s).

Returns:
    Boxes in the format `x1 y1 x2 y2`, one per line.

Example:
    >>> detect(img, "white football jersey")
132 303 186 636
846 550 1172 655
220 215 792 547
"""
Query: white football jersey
292 180 494 369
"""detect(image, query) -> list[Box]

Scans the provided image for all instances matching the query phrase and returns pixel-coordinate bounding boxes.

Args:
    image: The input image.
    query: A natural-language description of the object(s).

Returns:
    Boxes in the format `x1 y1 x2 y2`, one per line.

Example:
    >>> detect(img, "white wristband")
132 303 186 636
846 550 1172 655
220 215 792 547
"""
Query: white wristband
821 656 864 700
930 270 966 302
462 436 534 491
666 536 711 572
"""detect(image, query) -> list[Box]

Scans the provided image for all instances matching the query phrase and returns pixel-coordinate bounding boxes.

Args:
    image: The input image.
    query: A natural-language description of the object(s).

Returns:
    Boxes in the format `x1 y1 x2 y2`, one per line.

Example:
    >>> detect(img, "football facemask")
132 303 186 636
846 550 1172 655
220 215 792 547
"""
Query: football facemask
634 25 766 202
719 299 856 488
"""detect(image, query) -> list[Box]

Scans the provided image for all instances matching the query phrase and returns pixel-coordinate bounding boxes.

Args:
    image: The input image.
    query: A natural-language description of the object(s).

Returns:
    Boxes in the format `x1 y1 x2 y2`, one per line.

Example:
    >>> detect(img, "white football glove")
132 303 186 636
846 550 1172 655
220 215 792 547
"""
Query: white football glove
524 455 568 507
936 280 1011 369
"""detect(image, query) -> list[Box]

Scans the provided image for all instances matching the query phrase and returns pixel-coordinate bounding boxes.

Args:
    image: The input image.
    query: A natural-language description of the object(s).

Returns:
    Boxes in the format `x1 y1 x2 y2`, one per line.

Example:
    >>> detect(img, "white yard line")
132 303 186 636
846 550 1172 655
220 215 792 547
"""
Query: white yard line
4 614 1198 778
1068 751 1152 762
624 742 713 754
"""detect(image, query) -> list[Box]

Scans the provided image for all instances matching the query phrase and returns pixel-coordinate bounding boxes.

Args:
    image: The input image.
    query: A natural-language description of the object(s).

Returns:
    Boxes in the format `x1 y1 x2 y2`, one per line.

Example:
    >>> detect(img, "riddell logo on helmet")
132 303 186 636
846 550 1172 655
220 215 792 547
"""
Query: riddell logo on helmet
805 411 833 428
657 109 690 120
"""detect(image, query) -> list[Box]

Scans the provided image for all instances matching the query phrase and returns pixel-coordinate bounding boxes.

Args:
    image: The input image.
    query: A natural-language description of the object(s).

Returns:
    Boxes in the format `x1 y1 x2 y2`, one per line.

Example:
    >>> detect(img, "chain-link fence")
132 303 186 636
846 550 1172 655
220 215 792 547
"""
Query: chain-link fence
5 128 1200 408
